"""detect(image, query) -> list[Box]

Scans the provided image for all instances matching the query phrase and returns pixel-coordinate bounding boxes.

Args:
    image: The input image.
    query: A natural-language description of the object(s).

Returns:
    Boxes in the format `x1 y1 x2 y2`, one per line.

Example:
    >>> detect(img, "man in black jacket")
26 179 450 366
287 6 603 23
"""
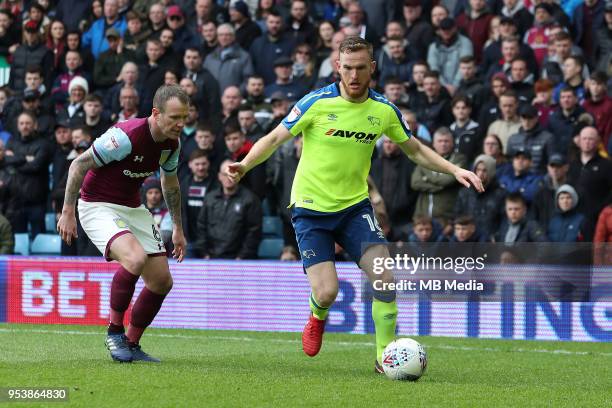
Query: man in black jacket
196 160 262 259
494 192 547 243
506 104 554 173
4 111 51 236
370 137 417 241
530 153 570 227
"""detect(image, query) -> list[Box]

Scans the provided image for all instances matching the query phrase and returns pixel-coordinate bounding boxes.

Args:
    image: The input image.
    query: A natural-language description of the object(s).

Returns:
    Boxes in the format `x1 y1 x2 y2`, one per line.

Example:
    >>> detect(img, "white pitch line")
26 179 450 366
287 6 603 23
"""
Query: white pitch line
0 327 610 357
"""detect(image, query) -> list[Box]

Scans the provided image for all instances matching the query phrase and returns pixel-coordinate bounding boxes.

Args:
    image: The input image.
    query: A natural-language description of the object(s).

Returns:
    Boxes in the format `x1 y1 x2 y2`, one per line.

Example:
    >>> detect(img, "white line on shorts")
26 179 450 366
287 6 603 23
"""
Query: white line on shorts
0 327 610 357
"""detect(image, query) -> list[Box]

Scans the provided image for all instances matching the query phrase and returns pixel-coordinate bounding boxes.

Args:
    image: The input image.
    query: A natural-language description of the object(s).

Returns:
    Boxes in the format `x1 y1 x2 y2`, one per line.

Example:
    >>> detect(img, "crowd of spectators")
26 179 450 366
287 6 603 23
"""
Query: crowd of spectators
0 0 610 259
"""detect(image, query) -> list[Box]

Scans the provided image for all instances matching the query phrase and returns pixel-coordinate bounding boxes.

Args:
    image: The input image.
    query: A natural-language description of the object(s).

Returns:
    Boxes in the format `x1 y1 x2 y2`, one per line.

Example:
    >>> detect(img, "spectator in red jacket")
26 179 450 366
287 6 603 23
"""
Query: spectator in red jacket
456 0 494 63
582 71 612 154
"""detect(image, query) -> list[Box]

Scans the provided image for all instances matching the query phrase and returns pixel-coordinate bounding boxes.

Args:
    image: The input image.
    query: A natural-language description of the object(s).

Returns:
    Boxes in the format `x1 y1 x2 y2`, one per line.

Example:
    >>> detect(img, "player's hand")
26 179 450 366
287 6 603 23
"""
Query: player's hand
172 228 187 262
57 211 78 245
227 162 246 183
454 168 484 193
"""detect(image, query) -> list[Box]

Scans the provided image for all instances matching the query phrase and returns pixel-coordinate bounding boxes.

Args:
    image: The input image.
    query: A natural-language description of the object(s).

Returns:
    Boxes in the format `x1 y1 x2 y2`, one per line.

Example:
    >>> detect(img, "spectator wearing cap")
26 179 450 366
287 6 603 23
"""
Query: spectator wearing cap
9 20 53 92
57 76 88 127
230 0 262 50
548 87 588 155
181 47 222 121
51 119 73 190
582 72 612 152
594 3 612 73
286 0 316 47
530 153 571 227
94 27 136 92
573 0 607 64
497 148 543 203
5 87 54 139
454 154 506 240
51 50 91 110
249 10 296 85
4 111 51 237
166 5 199 56
266 91 290 132
427 17 473 90
524 3 558 68
567 126 612 240
264 56 306 102
532 78 556 128
456 0 493 64
203 23 254 92
499 0 533 38
81 0 127 60
487 90 521 153
506 104 554 173
546 184 585 242
402 0 434 61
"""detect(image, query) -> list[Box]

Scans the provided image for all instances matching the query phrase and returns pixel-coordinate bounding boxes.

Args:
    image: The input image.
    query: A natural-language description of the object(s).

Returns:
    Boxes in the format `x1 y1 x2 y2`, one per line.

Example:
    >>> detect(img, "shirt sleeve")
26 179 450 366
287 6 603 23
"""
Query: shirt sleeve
384 103 412 144
91 127 132 166
160 141 180 176
281 94 317 136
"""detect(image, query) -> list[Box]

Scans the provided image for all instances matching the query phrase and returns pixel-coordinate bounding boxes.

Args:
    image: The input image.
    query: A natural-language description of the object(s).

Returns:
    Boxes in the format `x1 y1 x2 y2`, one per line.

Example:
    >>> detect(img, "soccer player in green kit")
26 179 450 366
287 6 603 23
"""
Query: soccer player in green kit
228 37 483 373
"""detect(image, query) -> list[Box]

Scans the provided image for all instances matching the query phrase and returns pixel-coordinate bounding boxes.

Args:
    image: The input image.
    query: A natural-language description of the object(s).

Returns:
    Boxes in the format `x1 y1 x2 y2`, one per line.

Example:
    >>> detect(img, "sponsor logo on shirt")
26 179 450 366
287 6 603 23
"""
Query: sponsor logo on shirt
324 128 377 144
104 135 120 151
123 169 155 178
328 113 338 121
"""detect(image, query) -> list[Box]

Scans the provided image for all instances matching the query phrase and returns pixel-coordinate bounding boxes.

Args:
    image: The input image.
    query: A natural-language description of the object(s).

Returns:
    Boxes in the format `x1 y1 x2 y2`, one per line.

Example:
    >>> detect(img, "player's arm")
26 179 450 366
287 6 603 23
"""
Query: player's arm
228 123 293 183
57 150 99 245
398 137 484 192
160 150 186 262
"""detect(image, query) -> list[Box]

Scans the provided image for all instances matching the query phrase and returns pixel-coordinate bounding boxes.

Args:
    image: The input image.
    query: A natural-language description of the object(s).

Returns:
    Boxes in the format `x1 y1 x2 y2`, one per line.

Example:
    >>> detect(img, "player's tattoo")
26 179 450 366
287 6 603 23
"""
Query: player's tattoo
63 151 97 208
162 181 182 227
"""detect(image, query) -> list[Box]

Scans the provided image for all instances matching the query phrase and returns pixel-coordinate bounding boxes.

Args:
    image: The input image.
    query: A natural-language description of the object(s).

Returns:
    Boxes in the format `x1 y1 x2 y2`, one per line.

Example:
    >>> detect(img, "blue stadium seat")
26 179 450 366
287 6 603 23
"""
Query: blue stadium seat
262 216 283 238
261 198 272 216
45 213 57 233
13 233 30 255
257 238 284 259
30 234 61 255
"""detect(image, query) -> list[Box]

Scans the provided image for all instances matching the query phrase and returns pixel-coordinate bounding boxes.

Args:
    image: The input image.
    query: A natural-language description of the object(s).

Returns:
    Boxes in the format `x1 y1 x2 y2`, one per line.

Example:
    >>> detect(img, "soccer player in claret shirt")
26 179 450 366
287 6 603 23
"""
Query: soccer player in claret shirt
229 37 483 373
57 85 189 363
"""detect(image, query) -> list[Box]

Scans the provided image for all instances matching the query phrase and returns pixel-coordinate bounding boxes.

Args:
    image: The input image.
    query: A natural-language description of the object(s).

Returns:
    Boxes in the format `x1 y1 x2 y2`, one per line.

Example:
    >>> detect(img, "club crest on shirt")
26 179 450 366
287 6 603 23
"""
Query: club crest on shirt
367 116 380 126
114 218 128 228
287 106 301 122
104 135 120 151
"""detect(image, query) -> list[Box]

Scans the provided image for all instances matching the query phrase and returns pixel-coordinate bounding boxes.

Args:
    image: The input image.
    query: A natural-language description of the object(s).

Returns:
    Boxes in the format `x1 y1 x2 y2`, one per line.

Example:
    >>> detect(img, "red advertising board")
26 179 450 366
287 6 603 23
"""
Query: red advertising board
7 258 117 325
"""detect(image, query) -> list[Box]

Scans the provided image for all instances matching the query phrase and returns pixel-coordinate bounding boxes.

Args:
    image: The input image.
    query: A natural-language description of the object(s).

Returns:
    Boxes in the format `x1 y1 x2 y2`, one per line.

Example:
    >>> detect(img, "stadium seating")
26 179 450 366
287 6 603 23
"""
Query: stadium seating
262 216 283 238
45 213 57 233
13 233 30 256
257 238 284 259
30 234 62 255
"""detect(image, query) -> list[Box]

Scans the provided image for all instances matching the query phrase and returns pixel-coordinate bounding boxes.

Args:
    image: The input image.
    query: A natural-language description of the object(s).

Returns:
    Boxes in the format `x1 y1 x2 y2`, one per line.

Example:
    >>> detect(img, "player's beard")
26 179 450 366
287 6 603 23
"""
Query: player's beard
340 76 369 101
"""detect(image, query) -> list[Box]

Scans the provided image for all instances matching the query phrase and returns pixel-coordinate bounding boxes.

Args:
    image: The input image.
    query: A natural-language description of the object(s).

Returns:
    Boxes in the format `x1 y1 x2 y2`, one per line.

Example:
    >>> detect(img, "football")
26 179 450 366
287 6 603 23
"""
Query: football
381 338 427 381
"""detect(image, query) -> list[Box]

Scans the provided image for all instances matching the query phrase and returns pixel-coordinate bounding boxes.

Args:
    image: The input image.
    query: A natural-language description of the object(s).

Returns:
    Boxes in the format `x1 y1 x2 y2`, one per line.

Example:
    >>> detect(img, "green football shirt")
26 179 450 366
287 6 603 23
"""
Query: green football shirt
282 83 412 213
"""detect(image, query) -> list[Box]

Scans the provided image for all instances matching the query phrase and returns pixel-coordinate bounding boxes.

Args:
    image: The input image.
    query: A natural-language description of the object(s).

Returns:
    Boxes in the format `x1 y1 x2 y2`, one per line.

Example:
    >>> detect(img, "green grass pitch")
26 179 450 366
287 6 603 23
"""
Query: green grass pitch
0 323 610 407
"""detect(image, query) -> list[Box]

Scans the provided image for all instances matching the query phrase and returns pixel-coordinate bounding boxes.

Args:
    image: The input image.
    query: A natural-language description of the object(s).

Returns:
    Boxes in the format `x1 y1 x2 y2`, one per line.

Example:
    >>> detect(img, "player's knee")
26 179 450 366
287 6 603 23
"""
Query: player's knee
313 286 338 307
159 275 173 294
122 252 148 274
